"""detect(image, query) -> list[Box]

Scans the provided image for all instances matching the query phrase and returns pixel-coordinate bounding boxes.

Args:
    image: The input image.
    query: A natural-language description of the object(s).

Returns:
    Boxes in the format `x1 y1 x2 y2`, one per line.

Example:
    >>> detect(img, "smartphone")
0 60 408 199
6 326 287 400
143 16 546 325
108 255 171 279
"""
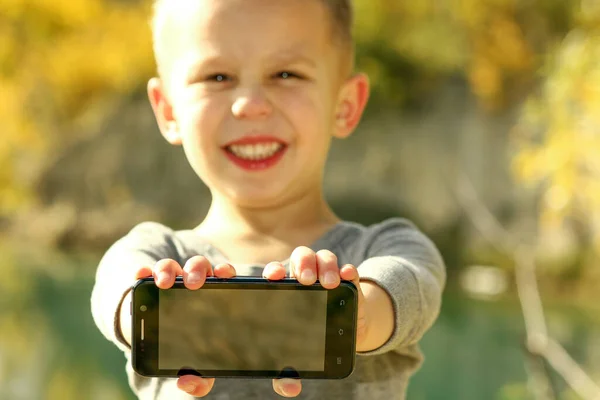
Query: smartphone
130 277 358 379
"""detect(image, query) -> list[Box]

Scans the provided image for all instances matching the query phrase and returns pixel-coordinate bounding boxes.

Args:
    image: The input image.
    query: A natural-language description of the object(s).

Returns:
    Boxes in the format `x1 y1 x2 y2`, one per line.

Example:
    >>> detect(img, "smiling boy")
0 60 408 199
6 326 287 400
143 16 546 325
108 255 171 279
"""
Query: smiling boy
90 0 446 399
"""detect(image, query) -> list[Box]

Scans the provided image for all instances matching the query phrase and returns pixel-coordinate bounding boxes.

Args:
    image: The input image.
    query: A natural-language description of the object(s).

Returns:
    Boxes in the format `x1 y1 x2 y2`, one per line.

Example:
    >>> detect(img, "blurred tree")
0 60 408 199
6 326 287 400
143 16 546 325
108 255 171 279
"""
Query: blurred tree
353 0 573 110
512 2 600 279
0 0 154 215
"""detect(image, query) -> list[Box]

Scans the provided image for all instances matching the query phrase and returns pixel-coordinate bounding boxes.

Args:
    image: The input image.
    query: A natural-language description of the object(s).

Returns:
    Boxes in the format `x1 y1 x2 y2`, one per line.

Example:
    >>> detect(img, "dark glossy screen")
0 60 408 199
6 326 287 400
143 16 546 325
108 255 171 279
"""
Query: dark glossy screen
158 288 328 371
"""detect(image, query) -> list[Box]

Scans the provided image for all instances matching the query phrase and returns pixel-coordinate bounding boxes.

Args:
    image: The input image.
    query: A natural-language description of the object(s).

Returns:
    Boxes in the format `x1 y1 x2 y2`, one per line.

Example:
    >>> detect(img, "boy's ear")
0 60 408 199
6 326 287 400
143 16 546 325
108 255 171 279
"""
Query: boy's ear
147 77 182 145
333 73 370 139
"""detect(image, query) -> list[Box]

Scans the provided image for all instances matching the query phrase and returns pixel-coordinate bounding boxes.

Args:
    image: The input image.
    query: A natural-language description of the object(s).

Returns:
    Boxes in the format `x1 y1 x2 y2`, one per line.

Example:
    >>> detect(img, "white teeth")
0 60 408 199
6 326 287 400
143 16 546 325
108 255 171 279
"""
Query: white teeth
229 143 283 160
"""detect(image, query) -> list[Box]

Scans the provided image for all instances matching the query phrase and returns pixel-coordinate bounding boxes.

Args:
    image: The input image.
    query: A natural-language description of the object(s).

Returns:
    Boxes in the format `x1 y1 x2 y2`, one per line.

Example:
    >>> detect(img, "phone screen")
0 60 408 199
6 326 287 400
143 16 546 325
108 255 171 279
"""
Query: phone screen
158 288 327 371
131 277 358 379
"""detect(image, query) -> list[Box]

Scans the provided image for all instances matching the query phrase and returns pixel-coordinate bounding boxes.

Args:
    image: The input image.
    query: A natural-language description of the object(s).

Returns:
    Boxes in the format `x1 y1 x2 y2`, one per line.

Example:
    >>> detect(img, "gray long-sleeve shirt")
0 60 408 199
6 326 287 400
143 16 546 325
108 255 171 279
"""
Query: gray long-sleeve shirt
91 218 446 399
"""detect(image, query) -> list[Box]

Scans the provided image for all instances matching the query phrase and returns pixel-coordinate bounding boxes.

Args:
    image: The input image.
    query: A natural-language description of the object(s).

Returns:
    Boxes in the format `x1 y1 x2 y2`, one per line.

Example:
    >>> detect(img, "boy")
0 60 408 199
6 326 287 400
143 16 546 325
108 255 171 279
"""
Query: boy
90 0 446 398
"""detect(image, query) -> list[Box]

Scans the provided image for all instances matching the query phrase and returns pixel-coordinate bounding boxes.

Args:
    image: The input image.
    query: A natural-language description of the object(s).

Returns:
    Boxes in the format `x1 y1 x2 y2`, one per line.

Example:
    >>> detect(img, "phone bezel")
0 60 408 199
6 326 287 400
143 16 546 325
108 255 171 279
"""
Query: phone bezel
131 276 358 379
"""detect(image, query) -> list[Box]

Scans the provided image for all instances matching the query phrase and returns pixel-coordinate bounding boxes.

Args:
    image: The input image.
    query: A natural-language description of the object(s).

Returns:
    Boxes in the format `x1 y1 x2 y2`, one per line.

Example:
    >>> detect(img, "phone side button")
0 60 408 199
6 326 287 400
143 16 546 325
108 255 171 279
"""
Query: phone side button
130 301 132 315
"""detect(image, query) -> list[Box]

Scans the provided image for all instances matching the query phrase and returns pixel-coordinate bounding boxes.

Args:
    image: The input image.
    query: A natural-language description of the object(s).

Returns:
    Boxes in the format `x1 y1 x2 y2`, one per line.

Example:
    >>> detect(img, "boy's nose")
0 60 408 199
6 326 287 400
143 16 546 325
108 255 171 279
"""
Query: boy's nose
231 89 273 120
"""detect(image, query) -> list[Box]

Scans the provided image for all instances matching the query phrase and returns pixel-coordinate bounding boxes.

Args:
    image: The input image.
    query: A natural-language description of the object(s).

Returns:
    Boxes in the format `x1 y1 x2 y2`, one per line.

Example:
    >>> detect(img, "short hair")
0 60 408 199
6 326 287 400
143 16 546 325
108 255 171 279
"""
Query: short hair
320 0 354 51
151 0 354 77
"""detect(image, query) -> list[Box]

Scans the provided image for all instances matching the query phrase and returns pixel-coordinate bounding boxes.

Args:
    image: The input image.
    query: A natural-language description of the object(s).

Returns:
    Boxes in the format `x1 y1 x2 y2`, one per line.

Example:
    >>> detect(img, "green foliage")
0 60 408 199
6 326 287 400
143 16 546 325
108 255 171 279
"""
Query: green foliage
496 382 531 400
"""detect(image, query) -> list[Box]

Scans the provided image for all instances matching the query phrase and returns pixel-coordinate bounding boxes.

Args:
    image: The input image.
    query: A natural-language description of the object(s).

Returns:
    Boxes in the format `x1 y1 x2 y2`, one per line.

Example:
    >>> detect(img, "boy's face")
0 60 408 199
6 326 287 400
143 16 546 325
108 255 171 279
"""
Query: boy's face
149 0 368 208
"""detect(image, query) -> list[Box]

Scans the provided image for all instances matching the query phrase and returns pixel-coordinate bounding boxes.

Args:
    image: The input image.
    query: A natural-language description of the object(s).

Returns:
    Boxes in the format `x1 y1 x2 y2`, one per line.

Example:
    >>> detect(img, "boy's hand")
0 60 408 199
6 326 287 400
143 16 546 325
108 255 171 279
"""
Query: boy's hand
133 256 236 290
262 246 368 398
133 256 237 398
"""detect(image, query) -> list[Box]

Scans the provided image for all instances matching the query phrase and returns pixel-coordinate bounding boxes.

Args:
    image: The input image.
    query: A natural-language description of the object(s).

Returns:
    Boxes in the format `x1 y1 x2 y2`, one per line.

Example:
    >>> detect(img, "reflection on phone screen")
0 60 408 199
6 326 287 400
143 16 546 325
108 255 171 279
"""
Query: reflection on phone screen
158 289 327 371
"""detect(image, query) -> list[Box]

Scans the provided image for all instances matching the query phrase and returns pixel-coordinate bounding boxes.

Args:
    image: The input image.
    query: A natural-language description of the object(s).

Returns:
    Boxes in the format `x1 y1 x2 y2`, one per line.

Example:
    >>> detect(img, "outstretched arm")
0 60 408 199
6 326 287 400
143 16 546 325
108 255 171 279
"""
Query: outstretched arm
355 218 446 355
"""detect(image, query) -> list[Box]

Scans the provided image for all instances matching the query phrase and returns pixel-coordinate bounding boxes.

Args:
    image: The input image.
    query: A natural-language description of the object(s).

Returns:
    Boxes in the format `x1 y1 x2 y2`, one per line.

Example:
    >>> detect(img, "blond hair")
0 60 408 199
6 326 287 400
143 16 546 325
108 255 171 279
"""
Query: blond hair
150 0 354 77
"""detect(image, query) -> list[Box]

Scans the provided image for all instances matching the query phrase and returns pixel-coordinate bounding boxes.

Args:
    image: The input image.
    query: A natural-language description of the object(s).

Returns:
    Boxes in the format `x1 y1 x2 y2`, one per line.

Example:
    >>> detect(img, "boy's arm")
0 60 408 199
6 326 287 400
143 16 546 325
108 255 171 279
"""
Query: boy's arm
356 218 446 355
356 280 395 353
90 222 178 353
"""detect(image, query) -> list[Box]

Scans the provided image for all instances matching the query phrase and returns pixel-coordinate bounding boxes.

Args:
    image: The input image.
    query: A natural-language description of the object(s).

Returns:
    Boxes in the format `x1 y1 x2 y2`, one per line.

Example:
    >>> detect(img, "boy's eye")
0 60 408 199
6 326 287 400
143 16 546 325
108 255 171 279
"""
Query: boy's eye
207 74 230 82
276 71 301 80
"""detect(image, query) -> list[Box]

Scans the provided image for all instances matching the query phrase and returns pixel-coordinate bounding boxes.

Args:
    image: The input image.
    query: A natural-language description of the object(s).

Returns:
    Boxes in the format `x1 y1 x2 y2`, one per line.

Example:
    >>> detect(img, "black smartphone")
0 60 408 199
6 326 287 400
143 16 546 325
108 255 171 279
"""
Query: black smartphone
130 277 358 379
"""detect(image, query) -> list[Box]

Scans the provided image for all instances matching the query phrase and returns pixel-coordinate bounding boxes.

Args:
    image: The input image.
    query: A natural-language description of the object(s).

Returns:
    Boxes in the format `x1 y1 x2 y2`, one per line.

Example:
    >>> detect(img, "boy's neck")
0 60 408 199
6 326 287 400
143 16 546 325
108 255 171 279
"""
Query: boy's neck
196 189 340 243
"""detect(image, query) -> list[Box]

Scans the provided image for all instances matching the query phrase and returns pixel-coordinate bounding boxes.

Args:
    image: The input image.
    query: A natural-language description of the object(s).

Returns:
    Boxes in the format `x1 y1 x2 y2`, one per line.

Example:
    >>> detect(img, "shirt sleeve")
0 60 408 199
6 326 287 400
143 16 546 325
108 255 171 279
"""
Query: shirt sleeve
90 222 179 353
355 218 446 356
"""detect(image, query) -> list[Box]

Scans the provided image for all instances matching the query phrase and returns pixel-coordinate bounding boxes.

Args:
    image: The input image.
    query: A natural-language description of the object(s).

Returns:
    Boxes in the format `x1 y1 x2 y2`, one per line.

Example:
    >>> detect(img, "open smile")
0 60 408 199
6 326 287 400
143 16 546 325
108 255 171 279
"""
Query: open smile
222 136 288 171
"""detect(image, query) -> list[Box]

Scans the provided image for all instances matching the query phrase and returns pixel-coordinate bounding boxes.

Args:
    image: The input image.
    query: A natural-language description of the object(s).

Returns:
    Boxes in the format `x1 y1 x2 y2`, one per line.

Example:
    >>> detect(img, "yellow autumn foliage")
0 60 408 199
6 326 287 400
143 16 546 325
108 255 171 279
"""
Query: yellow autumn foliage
0 0 155 213
353 0 536 109
512 4 600 250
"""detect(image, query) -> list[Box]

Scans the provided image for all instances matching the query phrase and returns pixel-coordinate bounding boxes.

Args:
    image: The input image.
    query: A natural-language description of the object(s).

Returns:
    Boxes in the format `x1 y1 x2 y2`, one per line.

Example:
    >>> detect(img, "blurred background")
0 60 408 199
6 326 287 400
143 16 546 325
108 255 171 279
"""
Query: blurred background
1 0 600 399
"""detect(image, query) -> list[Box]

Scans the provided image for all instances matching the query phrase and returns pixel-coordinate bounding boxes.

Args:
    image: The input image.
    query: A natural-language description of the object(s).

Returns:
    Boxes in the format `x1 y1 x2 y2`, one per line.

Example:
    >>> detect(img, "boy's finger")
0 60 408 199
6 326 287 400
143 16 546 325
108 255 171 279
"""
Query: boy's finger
340 264 363 297
315 250 340 289
177 376 215 397
134 266 153 279
272 378 302 398
214 263 236 279
183 256 213 289
339 264 359 284
290 246 317 285
153 259 183 289
262 262 286 280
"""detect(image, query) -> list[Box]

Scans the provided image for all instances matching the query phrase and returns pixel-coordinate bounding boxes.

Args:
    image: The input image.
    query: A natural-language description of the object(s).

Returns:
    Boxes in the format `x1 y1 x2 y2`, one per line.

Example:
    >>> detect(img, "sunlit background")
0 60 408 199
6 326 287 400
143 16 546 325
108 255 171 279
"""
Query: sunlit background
1 0 600 399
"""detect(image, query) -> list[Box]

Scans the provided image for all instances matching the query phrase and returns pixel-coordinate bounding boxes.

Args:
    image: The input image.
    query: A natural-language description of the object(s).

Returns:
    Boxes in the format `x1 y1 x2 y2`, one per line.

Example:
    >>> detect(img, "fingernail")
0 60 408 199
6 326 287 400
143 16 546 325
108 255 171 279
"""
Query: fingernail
187 272 202 284
182 382 196 393
262 264 274 277
157 271 170 283
300 269 315 283
282 383 298 396
323 271 337 286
